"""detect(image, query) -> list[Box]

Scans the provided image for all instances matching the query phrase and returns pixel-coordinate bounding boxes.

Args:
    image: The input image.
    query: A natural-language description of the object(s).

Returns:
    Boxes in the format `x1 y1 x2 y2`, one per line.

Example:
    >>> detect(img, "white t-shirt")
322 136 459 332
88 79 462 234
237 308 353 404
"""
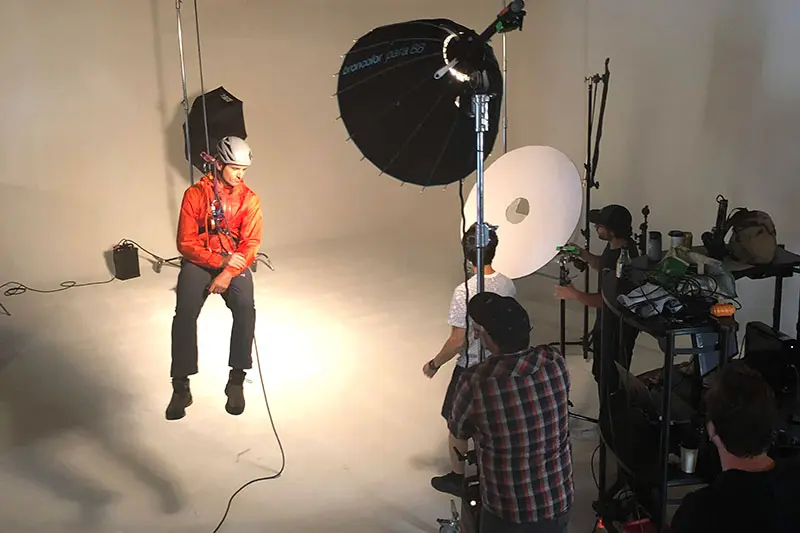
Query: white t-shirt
447 271 517 368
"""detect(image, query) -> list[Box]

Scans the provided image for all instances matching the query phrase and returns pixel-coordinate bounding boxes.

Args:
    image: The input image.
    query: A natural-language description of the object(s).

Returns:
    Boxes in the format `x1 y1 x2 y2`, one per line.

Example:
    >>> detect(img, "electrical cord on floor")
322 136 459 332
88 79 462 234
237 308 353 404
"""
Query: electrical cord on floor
590 443 601 489
0 238 187 316
210 337 285 533
1 236 284 530
0 277 117 317
123 237 284 530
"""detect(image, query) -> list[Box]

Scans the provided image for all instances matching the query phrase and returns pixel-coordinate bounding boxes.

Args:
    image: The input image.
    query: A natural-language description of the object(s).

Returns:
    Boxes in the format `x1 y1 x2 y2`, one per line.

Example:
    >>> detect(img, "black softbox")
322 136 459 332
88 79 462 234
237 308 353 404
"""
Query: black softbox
184 86 247 171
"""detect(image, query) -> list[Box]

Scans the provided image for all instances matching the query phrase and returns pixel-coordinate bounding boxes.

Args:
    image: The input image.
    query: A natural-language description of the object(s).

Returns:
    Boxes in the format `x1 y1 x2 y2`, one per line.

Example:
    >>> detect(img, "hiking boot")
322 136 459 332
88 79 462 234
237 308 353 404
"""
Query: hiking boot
431 472 464 497
225 369 246 415
166 378 192 420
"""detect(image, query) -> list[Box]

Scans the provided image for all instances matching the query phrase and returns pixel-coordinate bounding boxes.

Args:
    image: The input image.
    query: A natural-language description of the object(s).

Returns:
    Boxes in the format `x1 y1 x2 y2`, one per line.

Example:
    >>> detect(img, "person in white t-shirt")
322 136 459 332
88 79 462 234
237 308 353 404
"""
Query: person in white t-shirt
423 222 517 497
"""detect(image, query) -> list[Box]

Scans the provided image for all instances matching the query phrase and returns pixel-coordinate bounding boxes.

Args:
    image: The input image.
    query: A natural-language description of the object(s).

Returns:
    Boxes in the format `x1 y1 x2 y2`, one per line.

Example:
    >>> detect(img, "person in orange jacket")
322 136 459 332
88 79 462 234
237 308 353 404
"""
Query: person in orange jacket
166 136 262 421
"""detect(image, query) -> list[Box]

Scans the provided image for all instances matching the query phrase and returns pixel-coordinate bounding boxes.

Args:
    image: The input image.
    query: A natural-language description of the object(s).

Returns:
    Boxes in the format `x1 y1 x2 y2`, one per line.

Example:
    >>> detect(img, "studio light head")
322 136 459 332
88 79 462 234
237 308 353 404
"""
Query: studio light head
334 2 526 187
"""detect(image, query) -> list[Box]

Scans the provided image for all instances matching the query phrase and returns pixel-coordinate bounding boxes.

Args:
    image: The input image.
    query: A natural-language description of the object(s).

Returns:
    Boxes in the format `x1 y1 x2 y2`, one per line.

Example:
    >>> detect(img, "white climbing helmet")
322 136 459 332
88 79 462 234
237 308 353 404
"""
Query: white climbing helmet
215 136 253 167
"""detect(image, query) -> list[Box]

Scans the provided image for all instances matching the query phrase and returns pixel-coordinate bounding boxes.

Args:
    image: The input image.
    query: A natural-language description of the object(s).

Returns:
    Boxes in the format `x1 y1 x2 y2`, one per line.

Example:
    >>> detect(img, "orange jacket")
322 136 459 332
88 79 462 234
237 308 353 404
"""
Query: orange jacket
176 174 262 277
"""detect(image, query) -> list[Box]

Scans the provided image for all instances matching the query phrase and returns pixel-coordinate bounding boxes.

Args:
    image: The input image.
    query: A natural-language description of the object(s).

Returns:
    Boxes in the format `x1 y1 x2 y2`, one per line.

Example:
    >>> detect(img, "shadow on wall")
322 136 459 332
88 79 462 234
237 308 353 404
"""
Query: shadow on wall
0 322 184 530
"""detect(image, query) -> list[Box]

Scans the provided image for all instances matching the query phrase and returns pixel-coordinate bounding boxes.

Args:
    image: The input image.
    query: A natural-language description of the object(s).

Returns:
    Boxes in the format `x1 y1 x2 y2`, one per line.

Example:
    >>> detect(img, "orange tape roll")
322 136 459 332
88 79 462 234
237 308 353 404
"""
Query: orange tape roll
711 303 736 317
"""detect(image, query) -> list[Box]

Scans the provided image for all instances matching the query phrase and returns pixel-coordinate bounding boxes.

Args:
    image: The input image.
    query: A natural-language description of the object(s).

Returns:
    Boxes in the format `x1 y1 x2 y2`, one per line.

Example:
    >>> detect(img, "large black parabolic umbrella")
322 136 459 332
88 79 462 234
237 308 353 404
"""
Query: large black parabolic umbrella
335 17 510 187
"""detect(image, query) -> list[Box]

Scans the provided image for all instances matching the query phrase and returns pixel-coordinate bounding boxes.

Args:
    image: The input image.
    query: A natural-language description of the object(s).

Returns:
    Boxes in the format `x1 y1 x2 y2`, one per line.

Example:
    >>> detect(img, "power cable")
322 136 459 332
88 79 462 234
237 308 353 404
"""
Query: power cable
0 238 172 316
1 231 284 532
0 277 116 317
210 337 285 533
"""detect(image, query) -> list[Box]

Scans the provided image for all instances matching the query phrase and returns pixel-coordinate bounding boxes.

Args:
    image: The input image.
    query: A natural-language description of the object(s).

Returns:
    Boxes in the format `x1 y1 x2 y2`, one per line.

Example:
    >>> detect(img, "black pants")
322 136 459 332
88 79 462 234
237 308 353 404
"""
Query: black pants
479 509 570 533
591 315 639 390
441 365 466 421
170 259 255 378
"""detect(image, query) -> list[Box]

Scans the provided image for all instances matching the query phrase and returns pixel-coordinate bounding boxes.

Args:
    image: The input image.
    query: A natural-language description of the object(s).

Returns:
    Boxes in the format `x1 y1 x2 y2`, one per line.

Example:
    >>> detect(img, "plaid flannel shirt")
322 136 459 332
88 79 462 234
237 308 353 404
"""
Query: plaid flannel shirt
448 345 573 523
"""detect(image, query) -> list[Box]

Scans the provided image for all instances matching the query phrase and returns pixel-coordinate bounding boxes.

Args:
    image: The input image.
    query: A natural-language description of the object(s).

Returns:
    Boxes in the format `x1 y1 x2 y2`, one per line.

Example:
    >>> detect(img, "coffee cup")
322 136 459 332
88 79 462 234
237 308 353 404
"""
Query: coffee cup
680 445 698 474
669 230 686 249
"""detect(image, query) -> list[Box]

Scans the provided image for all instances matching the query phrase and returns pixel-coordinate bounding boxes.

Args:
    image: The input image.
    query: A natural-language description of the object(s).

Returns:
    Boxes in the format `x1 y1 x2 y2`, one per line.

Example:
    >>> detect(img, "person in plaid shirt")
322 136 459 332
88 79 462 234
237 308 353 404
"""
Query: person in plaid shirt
449 292 573 532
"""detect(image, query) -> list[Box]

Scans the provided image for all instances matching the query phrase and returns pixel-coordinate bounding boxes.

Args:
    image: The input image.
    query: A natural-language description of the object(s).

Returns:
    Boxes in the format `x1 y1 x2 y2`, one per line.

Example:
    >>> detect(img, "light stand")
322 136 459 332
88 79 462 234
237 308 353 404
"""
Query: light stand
558 254 571 355
555 247 598 425
437 6 526 533
578 58 611 360
470 0 526 295
500 0 509 155
473 93 491 294
550 245 587 352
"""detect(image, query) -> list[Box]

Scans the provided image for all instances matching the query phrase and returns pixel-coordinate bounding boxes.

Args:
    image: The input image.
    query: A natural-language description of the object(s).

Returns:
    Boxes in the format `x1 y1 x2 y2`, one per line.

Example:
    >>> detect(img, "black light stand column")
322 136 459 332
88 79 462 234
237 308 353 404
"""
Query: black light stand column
796 269 800 339
558 255 571 356
580 58 611 360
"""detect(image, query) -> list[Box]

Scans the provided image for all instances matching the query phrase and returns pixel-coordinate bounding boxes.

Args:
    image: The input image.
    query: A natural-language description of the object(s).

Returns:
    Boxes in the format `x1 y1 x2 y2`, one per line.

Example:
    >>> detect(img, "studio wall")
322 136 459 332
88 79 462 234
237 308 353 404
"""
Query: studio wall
1 0 798 336
0 0 495 284
505 0 800 335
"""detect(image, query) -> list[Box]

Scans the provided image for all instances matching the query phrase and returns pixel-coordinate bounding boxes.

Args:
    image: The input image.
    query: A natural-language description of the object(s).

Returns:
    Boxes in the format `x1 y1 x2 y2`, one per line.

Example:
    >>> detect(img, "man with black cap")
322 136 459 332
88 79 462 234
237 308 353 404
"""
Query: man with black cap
449 292 573 533
554 204 639 388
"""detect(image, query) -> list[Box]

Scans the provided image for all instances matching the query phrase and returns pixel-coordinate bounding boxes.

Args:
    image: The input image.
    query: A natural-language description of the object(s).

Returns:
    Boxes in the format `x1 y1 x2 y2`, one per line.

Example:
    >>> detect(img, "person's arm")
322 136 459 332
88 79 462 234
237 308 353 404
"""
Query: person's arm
431 327 466 369
176 187 225 269
581 248 602 271
448 370 476 441
554 284 604 308
430 286 471 369
575 291 603 309
223 193 263 278
567 242 602 271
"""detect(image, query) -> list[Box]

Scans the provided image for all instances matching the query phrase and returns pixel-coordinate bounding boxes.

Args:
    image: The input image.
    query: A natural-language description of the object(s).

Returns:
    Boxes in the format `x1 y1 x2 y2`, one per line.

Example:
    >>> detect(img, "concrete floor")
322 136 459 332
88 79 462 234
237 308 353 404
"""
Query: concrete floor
0 236 667 533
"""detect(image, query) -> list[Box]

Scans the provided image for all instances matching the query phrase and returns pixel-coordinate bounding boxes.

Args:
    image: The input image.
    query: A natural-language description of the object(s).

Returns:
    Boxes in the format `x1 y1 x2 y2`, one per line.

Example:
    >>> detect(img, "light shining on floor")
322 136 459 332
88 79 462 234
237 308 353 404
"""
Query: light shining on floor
0 236 665 533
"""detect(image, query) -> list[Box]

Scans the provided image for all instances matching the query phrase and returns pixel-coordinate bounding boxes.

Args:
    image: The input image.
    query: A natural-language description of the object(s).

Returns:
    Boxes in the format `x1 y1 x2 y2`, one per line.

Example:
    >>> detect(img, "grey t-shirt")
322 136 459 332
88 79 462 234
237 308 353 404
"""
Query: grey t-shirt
447 271 517 368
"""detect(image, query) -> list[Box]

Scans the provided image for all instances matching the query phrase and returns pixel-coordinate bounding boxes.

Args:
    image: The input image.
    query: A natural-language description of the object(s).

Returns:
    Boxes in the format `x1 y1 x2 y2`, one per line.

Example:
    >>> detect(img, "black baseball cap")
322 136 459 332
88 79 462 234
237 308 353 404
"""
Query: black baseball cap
467 292 531 354
588 204 633 236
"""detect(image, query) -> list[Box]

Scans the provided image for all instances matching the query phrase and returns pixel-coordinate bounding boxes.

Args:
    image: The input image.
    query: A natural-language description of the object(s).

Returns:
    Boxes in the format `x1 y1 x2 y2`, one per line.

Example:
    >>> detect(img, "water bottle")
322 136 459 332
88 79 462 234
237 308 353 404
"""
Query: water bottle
616 247 631 279
647 231 663 262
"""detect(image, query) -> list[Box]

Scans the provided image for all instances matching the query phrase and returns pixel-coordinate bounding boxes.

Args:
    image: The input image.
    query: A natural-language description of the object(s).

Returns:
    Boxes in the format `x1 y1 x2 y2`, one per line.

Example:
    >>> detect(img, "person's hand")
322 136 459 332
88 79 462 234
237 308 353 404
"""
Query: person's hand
422 360 439 378
566 242 587 259
208 272 232 294
223 253 247 270
554 283 579 301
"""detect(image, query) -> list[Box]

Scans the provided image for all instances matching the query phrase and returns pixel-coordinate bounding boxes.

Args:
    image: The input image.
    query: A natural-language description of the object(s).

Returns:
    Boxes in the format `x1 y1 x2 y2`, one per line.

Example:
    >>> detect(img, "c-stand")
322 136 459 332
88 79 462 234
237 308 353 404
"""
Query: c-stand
577 59 612 361
554 245 588 355
552 246 599 425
